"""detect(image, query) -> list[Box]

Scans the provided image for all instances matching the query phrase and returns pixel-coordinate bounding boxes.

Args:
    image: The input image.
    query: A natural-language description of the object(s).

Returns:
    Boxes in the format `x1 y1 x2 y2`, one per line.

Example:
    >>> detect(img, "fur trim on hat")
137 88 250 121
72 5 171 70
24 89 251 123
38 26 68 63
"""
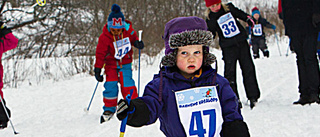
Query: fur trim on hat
160 47 217 67
169 30 215 48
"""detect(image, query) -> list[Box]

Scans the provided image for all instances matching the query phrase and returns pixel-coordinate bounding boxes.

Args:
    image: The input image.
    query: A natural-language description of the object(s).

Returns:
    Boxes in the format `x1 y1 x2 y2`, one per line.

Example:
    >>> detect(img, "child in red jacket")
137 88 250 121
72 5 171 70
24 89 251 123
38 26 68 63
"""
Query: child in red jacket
0 23 19 129
94 4 144 123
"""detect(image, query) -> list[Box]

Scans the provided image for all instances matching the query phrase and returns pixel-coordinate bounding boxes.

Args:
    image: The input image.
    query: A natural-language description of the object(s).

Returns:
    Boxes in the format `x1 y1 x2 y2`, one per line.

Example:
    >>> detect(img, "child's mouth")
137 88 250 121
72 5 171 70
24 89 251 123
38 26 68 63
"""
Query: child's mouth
188 65 195 69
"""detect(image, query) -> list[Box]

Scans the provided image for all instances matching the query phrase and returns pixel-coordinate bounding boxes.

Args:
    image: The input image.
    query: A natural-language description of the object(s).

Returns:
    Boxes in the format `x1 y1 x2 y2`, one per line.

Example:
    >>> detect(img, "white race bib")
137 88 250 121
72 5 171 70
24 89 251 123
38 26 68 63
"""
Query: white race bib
252 24 262 36
217 13 240 38
175 86 223 137
113 37 132 60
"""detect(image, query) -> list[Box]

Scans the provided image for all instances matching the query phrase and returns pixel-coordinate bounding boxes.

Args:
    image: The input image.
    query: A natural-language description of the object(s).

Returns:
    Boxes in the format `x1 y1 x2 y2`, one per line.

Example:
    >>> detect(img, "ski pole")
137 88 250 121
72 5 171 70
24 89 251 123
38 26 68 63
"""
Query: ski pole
0 95 18 135
119 89 133 137
274 30 282 56
285 38 291 57
85 80 100 112
285 44 290 57
137 30 143 97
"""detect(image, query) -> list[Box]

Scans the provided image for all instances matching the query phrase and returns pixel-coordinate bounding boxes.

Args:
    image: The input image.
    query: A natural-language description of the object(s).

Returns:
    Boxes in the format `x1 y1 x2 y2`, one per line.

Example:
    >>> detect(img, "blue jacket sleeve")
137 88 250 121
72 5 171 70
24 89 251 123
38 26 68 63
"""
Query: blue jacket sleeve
216 75 243 122
139 78 163 124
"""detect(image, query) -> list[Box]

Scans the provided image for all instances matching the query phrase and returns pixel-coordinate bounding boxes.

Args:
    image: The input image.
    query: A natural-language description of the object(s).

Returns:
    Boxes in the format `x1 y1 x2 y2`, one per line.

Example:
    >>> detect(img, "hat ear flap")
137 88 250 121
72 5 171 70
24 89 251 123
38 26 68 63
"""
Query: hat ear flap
161 50 177 67
203 47 217 66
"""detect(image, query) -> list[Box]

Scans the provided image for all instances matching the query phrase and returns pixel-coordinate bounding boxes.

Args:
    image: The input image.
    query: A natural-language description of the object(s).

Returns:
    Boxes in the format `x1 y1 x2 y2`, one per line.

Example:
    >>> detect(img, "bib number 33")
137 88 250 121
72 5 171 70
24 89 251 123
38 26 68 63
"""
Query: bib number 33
218 12 240 38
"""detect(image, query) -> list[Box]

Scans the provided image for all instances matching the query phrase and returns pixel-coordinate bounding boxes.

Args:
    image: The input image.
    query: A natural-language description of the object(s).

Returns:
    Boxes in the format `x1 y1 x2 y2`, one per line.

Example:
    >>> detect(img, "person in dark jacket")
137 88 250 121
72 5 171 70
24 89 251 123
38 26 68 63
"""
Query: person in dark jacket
116 16 250 137
247 7 276 59
282 0 320 105
0 22 19 129
205 0 261 109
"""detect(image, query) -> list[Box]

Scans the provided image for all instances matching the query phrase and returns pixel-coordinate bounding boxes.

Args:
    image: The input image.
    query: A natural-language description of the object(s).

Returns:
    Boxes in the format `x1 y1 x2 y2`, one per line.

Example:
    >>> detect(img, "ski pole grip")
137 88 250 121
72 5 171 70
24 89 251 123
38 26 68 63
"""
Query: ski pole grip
138 30 143 41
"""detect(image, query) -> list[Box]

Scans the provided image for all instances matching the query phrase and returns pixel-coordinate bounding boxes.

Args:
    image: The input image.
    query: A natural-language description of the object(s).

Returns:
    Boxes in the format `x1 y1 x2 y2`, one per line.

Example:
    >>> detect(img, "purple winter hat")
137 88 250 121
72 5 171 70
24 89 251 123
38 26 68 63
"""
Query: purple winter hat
161 16 216 67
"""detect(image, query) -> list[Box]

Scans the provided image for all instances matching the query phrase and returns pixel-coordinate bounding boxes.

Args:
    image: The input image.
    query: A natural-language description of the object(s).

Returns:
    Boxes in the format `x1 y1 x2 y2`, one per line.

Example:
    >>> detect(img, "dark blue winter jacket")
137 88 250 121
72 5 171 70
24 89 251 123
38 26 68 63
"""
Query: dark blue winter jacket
127 66 247 137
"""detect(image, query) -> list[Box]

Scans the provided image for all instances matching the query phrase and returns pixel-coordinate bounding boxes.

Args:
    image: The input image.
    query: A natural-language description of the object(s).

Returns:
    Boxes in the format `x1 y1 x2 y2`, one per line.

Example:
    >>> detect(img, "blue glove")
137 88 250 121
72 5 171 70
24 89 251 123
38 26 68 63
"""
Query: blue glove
272 25 276 30
134 40 144 49
94 68 103 82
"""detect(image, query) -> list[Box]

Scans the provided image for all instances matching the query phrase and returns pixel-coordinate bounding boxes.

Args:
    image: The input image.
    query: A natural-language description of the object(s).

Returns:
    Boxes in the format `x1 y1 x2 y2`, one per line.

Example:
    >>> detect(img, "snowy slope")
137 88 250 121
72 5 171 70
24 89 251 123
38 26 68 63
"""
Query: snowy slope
1 34 320 137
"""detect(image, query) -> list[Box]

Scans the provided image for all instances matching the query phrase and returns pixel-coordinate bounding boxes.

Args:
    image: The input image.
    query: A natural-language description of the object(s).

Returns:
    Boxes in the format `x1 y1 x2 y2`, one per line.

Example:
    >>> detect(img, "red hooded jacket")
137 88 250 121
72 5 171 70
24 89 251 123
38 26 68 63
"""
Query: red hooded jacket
94 20 138 69
0 32 18 98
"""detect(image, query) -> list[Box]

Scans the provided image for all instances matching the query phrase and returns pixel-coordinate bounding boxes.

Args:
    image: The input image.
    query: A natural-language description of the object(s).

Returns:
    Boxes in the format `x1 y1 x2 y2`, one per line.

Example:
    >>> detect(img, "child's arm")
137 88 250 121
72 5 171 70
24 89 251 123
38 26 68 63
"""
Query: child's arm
1 30 18 53
117 80 162 127
227 3 250 23
261 18 276 30
217 76 250 137
94 34 109 68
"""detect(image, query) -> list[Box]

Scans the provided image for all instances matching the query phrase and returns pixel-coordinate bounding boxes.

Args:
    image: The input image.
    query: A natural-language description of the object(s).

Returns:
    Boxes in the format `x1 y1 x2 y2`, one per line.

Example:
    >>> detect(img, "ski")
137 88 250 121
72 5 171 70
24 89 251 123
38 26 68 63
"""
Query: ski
100 113 114 124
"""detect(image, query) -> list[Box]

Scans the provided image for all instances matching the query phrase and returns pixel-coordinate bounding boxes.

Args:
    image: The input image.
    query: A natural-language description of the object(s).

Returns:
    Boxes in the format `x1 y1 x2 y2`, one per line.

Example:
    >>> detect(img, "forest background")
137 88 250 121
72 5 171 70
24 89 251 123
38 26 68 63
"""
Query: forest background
1 0 282 88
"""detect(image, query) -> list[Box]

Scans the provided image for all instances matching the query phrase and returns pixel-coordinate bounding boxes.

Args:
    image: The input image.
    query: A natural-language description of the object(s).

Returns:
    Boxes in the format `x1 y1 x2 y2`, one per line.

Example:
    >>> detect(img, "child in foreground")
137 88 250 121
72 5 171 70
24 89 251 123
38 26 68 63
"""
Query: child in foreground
116 16 250 137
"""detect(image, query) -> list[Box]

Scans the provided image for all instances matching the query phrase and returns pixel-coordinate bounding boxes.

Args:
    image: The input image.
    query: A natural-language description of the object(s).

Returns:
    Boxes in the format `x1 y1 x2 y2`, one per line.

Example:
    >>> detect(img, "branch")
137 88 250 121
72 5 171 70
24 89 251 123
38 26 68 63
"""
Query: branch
8 15 47 29
0 0 7 16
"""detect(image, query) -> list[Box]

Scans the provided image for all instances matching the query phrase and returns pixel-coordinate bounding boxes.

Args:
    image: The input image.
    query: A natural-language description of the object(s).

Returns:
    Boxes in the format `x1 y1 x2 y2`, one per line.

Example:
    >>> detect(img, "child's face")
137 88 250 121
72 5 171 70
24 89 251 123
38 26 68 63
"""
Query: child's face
176 44 203 79
209 3 221 13
110 28 123 36
253 14 260 20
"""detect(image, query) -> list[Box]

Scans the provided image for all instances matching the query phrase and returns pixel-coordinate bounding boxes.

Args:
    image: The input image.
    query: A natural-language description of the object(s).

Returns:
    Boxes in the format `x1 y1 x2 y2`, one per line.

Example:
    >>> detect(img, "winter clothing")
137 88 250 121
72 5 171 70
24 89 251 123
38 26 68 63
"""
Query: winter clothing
122 66 250 137
95 4 141 113
247 8 275 59
251 7 260 16
94 68 103 82
278 0 283 19
0 99 11 129
107 4 125 29
205 0 221 7
0 28 18 129
0 29 18 99
206 3 261 106
161 16 217 67
116 16 250 137
133 40 144 49
282 0 320 105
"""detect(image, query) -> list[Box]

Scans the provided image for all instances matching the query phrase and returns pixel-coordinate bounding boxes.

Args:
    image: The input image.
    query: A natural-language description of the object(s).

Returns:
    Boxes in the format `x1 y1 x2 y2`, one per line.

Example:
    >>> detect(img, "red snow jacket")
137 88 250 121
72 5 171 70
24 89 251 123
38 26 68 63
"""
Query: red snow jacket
0 31 18 98
94 20 138 69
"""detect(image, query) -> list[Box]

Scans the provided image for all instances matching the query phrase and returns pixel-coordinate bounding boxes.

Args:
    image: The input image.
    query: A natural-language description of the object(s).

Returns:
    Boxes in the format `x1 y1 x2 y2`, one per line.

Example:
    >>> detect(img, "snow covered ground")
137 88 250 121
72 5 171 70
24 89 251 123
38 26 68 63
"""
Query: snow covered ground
1 35 320 137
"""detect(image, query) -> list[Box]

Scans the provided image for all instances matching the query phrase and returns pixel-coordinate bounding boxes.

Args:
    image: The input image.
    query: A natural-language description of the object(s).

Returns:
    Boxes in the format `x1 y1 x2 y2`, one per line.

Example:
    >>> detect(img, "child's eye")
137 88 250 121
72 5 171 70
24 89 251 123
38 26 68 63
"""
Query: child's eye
181 51 187 55
194 51 201 54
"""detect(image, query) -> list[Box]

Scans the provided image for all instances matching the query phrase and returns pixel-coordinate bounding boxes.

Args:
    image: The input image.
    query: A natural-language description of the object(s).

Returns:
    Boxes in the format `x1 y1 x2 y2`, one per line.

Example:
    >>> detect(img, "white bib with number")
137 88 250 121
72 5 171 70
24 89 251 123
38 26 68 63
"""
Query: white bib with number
217 12 240 38
175 86 223 137
252 24 262 36
113 37 131 60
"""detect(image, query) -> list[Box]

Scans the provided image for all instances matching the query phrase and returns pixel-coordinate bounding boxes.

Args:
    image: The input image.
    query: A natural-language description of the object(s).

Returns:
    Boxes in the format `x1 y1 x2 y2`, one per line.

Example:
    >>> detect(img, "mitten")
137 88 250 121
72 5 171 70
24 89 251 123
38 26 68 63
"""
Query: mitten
0 21 12 38
134 40 144 49
246 16 255 27
94 68 103 82
116 99 135 120
272 25 276 30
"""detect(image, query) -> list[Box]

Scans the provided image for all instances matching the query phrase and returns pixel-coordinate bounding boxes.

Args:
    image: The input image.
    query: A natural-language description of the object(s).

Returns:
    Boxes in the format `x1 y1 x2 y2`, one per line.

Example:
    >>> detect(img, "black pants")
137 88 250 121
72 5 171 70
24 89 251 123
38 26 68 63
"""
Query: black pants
291 33 320 95
0 99 10 123
252 37 268 56
222 41 261 100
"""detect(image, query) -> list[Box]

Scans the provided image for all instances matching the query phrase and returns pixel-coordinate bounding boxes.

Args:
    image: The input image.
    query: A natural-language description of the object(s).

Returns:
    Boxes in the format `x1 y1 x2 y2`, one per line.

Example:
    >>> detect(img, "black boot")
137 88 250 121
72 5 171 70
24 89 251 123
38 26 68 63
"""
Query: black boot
253 54 259 59
308 94 320 104
263 50 269 58
249 98 257 109
238 100 242 109
293 95 311 105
